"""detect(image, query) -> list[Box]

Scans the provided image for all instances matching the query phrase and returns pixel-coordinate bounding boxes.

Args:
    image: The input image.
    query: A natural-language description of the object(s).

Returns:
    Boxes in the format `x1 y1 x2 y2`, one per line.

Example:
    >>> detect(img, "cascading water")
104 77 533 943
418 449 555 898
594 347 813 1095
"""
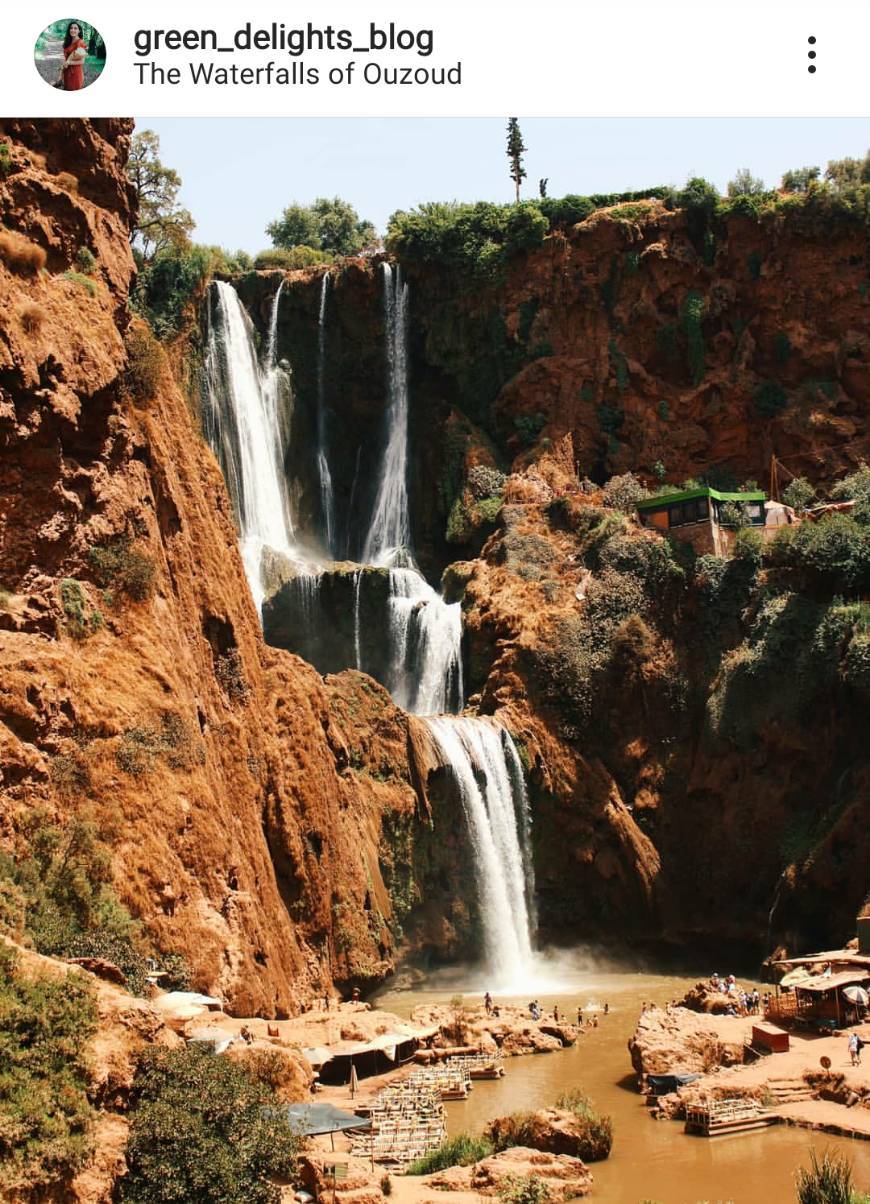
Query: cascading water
316 273 336 557
204 269 537 988
203 280 295 611
426 717 536 990
363 263 412 568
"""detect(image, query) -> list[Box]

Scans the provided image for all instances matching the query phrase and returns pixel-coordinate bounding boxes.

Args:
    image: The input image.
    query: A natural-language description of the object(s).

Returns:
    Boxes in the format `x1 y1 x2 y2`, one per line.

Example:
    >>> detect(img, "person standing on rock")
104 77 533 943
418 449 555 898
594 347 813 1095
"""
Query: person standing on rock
484 991 493 1015
553 1004 560 1024
576 1006 583 1026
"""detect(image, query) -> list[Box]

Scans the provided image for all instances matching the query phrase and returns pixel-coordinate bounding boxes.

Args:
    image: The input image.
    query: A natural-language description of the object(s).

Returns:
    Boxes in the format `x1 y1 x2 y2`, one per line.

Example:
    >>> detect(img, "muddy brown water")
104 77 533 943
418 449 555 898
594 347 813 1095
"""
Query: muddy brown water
374 964 870 1204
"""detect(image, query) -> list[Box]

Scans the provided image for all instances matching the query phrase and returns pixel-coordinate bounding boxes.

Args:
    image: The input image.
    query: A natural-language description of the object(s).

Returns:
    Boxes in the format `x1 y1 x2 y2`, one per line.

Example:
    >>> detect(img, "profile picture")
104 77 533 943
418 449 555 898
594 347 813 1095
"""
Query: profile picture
34 20 106 91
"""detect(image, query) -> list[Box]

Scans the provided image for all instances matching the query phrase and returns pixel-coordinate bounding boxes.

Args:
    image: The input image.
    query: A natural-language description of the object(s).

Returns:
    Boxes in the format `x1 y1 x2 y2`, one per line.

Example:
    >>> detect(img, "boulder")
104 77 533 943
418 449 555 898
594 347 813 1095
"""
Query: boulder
428 1147 592 1199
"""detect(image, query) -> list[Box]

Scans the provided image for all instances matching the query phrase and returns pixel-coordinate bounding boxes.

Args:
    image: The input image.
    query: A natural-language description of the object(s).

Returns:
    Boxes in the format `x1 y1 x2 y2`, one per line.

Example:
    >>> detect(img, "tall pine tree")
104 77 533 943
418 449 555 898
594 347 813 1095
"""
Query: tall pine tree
506 118 527 202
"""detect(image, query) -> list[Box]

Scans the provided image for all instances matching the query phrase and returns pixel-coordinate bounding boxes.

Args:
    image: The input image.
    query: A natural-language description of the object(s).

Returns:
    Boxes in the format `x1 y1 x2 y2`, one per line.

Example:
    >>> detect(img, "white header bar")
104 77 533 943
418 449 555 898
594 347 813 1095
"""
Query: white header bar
5 1 870 117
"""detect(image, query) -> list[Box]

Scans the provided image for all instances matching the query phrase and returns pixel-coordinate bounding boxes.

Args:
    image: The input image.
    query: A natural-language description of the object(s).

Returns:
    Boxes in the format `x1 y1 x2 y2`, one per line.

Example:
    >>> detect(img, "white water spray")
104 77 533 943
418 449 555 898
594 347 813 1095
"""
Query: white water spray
425 717 536 990
316 273 336 557
203 280 295 610
363 263 412 567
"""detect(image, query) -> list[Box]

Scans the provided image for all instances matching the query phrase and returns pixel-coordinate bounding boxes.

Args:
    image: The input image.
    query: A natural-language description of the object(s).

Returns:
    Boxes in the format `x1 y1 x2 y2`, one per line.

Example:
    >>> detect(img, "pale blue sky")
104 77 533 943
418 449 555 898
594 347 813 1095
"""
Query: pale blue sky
139 117 869 254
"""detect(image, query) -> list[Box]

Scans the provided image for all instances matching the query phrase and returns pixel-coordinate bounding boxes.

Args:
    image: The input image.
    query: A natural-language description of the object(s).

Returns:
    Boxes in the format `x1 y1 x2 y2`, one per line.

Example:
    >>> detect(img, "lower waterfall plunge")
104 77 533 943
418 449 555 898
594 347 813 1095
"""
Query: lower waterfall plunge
425 717 537 991
204 273 538 985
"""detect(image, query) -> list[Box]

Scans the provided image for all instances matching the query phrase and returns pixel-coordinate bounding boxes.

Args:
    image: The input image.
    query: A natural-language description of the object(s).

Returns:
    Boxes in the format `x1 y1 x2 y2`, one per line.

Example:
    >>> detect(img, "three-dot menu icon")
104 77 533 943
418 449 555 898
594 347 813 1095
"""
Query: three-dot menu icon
808 36 816 73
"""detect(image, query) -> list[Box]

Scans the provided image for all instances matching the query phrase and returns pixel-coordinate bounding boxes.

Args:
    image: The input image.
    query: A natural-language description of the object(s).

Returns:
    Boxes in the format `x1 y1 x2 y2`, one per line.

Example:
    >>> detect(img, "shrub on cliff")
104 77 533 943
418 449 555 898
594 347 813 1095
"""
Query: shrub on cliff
767 514 870 595
18 302 45 334
0 227 46 274
124 323 164 404
88 535 156 603
782 476 816 514
121 1044 302 1204
0 810 147 988
554 1088 614 1160
387 200 548 277
602 472 650 513
132 244 213 337
253 245 333 270
0 944 97 1197
831 463 870 525
406 1132 494 1174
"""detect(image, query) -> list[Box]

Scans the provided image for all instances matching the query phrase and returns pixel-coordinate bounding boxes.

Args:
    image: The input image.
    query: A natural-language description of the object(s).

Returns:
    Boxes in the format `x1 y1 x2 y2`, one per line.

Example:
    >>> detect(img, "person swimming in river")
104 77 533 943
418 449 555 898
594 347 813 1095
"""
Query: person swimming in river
60 22 88 90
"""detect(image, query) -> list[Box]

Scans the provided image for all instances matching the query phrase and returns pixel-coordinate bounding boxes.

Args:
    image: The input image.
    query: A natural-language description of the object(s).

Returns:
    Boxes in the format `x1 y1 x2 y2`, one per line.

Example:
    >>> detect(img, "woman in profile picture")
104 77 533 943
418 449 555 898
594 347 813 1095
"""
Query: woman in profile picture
60 22 88 90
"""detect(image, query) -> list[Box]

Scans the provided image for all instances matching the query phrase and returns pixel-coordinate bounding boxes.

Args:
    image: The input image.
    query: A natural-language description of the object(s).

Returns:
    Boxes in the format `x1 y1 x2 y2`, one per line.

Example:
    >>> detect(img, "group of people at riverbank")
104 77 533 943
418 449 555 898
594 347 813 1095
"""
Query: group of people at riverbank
481 993 609 1027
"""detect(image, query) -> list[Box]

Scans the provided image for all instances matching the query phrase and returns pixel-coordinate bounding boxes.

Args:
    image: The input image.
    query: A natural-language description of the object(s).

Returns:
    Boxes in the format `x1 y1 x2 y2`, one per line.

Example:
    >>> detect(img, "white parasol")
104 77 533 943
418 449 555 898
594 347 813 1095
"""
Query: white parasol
842 985 869 1006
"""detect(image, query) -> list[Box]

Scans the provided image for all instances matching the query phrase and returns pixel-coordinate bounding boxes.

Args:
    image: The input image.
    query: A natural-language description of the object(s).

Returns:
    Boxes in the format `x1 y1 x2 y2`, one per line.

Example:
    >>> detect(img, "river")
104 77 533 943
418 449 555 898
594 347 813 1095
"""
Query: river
375 961 870 1204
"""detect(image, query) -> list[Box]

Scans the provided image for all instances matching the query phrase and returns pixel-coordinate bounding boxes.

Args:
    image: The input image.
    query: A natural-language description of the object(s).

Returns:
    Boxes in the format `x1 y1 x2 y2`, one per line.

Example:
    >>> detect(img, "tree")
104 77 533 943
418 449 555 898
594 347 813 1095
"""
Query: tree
127 131 194 262
266 197 377 257
781 476 815 513
506 118 527 203
780 165 820 193
121 1045 302 1204
727 167 766 197
824 150 870 192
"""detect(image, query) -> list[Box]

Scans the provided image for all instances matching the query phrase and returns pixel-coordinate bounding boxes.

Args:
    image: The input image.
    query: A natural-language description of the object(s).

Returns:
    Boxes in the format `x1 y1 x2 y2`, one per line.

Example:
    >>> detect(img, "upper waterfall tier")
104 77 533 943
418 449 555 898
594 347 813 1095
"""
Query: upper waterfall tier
202 280 296 611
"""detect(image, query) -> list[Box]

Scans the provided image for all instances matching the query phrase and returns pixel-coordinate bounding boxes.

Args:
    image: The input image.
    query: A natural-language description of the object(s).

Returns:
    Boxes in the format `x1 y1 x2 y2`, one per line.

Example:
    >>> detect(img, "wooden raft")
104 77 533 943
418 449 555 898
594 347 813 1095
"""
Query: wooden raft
685 1097 776 1137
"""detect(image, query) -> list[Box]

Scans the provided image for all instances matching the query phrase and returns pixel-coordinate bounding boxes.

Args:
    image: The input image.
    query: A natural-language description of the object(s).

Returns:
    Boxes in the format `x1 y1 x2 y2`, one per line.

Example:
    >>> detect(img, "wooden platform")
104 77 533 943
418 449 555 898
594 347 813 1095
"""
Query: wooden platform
685 1098 777 1137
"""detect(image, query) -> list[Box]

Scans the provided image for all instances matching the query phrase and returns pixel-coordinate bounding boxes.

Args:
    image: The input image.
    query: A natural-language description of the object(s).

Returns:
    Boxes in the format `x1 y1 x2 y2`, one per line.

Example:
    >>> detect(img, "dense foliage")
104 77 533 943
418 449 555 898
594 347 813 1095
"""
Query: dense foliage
406 1132 494 1174
266 197 377 256
132 244 248 337
0 944 97 1196
121 1044 302 1204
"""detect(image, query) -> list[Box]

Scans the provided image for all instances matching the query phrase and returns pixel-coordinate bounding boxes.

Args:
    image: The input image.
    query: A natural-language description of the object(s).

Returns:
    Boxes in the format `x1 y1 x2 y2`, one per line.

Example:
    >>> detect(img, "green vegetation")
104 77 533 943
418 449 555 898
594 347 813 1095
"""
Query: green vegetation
406 1132 494 1174
831 463 870 525
132 244 232 338
781 166 821 193
121 1044 302 1204
0 809 149 990
554 1088 614 1160
728 168 766 197
0 140 11 178
387 200 549 278
782 477 816 514
602 472 650 513
795 1149 870 1204
253 246 333 270
266 197 376 257
88 535 156 604
0 944 97 1197
514 412 547 446
128 130 194 260
60 578 103 639
767 514 870 595
115 712 204 777
681 292 705 385
62 270 97 297
506 118 527 202
497 1176 552 1204
75 245 97 275
124 323 164 403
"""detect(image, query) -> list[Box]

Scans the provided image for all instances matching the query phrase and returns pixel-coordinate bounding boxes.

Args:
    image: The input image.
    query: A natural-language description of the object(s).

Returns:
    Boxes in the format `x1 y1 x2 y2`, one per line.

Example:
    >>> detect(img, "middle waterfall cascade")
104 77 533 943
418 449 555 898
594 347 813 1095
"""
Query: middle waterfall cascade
316 273 337 557
204 271 538 986
203 280 295 612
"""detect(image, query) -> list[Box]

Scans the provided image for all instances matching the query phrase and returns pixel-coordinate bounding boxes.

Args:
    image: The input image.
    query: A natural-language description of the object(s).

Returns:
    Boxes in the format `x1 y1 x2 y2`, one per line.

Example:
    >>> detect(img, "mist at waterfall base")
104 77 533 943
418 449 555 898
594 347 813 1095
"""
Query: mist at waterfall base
203 265 547 994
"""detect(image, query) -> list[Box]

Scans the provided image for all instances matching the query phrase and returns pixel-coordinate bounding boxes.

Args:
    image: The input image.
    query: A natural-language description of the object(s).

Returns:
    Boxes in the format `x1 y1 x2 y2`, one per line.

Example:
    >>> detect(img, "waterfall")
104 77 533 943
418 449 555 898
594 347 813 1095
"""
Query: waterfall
316 273 336 557
383 569 463 716
363 264 412 567
425 717 536 989
204 273 537 986
203 280 295 610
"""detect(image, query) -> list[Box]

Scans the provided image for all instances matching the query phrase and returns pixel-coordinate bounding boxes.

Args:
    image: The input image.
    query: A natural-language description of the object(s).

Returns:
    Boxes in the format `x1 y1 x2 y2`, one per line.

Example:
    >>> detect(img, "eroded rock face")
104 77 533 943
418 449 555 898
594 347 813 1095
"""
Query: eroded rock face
628 1005 746 1080
0 120 424 1014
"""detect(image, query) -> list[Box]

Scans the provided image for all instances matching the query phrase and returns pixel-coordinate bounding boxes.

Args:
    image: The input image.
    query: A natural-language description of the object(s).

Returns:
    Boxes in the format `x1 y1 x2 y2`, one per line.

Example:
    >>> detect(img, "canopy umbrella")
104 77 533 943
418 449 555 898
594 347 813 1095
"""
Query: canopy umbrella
843 986 869 1006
